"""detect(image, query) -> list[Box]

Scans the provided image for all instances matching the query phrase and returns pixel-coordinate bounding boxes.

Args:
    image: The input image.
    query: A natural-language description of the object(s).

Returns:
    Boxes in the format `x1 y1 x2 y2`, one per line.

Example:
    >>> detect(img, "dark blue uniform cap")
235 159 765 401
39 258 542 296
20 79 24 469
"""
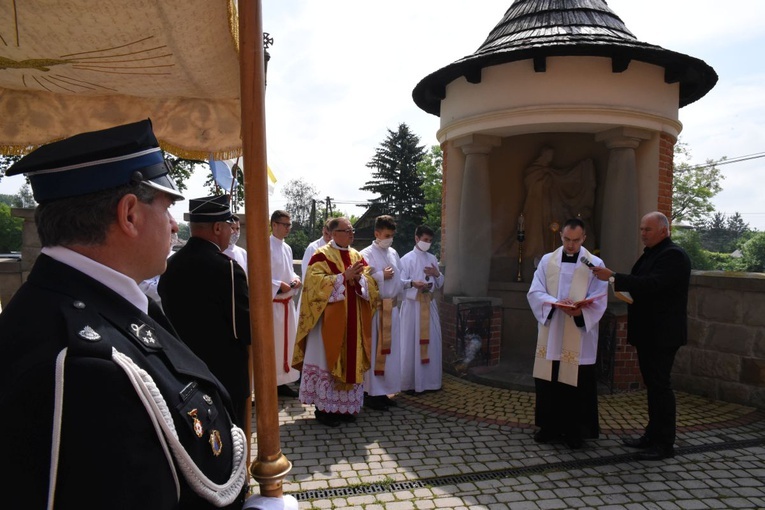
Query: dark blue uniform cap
6 119 184 203
188 195 233 223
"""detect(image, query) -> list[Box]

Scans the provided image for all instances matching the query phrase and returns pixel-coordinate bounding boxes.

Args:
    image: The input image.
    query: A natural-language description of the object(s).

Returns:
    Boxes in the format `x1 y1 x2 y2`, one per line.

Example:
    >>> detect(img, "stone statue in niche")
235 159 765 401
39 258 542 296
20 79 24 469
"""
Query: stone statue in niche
517 146 596 263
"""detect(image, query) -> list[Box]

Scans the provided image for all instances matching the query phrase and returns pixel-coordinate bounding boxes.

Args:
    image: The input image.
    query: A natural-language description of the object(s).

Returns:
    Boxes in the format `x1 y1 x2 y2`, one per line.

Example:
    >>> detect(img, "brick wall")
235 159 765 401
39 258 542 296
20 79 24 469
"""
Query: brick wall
612 313 643 391
658 133 675 219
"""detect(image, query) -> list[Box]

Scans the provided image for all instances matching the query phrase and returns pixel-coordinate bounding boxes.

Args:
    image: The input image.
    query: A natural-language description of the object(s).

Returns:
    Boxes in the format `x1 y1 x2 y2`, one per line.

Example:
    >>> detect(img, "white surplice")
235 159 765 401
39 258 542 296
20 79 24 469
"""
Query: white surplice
527 246 608 369
399 247 444 393
301 236 327 279
270 234 300 385
223 243 248 271
360 241 404 396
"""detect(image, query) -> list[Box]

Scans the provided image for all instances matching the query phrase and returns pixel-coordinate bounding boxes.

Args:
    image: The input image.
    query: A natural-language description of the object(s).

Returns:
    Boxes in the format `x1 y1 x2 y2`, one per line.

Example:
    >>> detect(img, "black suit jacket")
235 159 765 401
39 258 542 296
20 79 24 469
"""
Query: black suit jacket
158 237 251 421
0 254 244 509
614 237 691 349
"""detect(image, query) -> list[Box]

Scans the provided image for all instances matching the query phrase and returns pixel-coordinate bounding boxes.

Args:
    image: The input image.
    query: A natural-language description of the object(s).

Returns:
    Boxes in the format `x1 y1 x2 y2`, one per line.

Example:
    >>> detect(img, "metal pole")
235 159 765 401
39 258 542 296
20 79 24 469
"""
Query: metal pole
238 0 292 498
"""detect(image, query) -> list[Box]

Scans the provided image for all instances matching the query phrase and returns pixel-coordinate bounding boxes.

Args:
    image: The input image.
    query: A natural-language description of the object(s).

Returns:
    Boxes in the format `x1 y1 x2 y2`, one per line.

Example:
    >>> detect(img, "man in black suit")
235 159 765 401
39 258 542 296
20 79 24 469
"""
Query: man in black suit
592 211 691 461
0 120 248 509
159 195 251 427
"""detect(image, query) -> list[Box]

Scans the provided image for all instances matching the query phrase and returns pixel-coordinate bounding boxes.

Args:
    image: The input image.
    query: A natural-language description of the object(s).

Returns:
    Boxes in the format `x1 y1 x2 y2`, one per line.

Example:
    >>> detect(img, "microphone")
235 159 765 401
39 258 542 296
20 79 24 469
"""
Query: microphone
580 256 594 267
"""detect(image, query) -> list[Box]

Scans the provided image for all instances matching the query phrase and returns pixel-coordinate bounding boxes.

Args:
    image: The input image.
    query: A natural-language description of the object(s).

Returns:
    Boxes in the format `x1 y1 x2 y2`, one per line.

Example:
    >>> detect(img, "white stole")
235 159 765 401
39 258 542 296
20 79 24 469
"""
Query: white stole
532 246 591 386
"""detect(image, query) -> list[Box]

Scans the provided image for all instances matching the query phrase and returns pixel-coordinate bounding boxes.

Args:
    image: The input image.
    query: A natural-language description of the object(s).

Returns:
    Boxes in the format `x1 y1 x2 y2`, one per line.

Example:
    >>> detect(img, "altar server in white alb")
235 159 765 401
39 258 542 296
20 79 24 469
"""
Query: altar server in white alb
301 218 331 279
360 215 405 410
527 218 608 449
400 225 444 393
270 209 302 397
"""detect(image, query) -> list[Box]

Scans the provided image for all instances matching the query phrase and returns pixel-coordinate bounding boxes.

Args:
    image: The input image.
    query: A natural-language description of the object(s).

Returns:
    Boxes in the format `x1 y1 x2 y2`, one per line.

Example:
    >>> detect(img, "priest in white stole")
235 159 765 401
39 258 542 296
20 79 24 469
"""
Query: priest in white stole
527 218 608 449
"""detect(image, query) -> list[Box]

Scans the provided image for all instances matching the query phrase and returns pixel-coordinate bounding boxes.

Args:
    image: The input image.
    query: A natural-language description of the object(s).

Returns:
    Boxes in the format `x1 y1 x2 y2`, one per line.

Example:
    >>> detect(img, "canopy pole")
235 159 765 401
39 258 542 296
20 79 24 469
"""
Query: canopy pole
239 0 292 500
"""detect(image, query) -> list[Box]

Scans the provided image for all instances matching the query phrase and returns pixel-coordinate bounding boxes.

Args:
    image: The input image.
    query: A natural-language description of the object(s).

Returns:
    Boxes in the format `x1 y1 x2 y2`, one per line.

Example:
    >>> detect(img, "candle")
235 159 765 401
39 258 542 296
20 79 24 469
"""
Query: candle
517 213 525 232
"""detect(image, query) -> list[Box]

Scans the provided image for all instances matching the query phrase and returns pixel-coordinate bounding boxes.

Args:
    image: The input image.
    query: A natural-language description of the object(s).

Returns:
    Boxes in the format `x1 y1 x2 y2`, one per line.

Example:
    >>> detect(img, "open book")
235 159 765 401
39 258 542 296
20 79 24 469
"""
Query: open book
552 293 607 310
613 289 634 304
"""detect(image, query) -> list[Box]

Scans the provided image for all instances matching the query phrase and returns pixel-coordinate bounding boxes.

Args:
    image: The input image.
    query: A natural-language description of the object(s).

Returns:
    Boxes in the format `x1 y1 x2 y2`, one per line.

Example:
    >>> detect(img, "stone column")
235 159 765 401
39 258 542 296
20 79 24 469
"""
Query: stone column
596 128 651 273
454 135 500 296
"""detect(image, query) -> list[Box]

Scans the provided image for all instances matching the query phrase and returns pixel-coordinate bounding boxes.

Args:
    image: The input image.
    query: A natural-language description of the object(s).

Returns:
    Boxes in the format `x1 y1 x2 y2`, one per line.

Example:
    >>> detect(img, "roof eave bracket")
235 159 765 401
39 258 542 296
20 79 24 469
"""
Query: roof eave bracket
665 66 683 84
465 67 482 84
612 56 631 73
533 56 546 73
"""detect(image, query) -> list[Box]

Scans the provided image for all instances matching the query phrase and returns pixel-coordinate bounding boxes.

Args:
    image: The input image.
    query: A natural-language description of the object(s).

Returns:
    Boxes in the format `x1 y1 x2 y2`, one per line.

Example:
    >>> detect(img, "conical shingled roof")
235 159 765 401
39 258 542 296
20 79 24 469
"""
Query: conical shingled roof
412 0 718 116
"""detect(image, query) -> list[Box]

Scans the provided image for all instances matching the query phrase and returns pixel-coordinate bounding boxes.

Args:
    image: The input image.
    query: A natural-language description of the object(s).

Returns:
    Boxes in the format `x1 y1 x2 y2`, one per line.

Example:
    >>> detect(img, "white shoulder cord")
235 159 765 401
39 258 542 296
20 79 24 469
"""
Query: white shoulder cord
48 347 248 509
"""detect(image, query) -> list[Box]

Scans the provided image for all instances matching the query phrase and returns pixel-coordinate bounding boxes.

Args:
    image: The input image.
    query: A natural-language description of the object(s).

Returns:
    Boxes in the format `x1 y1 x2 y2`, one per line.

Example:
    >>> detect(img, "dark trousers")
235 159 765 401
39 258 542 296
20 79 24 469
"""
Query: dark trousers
636 344 680 447
535 362 599 440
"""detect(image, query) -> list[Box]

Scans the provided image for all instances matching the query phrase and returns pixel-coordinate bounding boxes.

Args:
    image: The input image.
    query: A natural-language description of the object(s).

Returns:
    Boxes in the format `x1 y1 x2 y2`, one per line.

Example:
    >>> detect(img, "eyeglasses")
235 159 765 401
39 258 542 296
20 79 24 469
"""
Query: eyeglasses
335 228 355 234
274 222 292 228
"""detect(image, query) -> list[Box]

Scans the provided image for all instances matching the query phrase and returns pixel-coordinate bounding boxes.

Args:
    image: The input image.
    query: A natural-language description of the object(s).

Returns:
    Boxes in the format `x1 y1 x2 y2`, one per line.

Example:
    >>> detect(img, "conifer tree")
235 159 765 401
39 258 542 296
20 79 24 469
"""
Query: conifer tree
361 123 427 251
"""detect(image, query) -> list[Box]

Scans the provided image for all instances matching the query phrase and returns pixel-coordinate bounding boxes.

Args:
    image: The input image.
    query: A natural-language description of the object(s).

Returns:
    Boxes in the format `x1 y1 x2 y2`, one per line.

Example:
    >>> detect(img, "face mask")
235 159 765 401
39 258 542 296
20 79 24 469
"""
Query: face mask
417 240 431 252
376 238 393 249
229 232 240 246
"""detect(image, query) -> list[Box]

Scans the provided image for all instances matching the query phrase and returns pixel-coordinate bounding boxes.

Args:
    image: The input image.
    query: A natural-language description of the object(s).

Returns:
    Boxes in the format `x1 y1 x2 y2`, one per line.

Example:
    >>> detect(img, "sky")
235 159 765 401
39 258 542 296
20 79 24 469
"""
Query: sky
2 1 764 230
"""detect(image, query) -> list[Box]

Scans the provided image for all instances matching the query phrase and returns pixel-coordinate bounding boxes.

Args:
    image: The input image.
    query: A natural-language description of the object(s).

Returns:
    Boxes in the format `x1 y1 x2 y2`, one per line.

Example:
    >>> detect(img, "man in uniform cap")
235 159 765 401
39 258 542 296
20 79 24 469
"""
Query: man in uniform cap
159 194 252 428
0 119 248 509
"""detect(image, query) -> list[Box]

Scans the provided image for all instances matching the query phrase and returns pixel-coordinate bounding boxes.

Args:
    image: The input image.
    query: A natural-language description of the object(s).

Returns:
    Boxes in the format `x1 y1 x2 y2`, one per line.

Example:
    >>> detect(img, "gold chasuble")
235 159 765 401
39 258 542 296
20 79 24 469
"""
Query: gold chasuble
293 244 380 388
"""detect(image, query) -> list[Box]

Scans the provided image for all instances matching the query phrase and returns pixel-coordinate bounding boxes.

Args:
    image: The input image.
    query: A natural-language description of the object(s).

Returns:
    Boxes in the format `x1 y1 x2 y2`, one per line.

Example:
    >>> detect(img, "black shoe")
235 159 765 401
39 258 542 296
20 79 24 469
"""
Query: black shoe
363 394 389 411
314 410 341 427
635 445 675 461
565 436 584 450
277 385 298 398
335 412 357 423
381 395 398 407
622 435 653 449
533 429 557 443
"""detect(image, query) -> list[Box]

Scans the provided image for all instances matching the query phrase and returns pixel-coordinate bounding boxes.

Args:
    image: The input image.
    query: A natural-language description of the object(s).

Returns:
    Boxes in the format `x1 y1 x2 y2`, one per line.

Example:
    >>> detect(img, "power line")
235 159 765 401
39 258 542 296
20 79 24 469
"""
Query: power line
689 151 765 170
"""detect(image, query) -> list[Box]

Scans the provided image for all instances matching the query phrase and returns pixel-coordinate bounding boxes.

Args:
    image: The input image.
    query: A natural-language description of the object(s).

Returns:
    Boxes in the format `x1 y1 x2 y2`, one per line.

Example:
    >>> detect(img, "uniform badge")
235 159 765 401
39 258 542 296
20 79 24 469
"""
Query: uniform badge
130 321 160 348
78 326 101 341
209 429 223 456
187 409 204 438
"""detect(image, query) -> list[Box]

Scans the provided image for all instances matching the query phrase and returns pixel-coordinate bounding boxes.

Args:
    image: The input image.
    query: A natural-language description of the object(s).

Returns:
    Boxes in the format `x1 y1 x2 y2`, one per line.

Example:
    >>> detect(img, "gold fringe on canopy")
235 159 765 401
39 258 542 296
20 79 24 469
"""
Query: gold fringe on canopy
0 0 243 158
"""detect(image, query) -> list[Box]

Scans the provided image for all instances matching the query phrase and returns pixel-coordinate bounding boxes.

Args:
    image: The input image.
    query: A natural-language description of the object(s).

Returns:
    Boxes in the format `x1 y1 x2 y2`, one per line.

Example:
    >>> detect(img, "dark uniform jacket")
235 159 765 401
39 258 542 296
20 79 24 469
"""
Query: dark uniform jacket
614 237 691 349
158 237 251 426
0 254 246 509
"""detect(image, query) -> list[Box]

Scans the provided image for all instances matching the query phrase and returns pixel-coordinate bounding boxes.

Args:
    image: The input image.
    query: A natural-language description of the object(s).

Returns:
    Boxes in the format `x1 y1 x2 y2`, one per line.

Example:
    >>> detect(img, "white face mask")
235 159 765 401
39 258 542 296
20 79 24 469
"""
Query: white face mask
376 238 393 249
229 232 240 246
417 240 431 252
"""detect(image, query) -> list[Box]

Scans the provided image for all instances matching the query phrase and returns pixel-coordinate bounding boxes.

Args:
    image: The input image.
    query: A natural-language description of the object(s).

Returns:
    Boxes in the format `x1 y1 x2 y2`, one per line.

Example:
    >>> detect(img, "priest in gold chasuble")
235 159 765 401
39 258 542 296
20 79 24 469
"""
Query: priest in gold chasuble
293 217 379 427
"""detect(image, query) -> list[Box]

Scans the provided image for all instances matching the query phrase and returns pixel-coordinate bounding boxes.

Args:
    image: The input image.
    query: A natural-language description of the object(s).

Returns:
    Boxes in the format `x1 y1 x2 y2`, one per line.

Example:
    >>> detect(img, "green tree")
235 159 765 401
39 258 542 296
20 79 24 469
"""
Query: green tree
698 211 750 253
0 154 22 183
361 123 427 253
13 183 36 208
282 178 319 227
740 232 765 273
286 228 310 260
672 228 712 270
672 141 725 224
177 222 190 241
416 144 443 255
0 203 23 252
418 145 442 229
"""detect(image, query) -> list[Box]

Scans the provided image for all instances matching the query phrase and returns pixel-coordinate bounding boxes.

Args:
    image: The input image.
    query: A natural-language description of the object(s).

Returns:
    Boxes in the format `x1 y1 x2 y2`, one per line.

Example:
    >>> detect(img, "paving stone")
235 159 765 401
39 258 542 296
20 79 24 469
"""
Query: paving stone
262 373 765 509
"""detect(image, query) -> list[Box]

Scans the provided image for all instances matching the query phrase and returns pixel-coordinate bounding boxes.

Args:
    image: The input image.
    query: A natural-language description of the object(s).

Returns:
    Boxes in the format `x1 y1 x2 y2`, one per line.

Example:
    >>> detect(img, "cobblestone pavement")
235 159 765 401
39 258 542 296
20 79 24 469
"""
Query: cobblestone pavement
248 374 765 509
